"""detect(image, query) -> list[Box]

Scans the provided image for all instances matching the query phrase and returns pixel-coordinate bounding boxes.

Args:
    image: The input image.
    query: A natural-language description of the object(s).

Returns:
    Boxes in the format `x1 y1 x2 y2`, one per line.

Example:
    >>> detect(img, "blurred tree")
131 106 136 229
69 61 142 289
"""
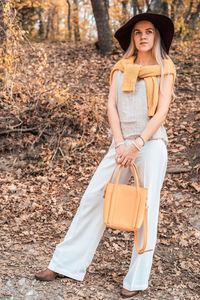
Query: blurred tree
15 1 38 36
131 0 142 14
46 6 55 39
121 0 129 23
171 0 177 22
10 0 199 44
190 3 200 30
90 0 112 54
161 1 168 16
149 0 162 13
73 0 80 41
0 0 6 83
65 0 72 41
0 0 24 95
0 0 6 48
37 7 44 40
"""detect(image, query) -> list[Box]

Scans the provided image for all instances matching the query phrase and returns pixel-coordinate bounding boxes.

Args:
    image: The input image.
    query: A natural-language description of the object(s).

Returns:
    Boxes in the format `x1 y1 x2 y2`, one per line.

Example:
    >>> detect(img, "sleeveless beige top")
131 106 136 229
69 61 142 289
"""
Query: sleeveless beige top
115 70 168 145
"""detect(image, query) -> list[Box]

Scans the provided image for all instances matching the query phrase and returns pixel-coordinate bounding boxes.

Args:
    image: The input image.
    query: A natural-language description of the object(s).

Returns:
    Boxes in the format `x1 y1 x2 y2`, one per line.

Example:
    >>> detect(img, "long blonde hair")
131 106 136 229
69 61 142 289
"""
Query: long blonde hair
122 23 175 98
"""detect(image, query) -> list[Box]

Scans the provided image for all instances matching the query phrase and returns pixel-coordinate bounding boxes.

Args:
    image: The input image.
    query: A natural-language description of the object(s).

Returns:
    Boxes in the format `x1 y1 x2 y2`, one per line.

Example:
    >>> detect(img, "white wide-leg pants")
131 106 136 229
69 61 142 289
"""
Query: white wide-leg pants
48 138 167 291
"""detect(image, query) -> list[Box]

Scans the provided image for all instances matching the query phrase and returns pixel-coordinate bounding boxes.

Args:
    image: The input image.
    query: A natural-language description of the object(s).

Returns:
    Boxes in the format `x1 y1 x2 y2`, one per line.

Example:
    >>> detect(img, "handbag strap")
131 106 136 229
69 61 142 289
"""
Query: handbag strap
108 164 120 184
134 206 153 254
100 164 120 193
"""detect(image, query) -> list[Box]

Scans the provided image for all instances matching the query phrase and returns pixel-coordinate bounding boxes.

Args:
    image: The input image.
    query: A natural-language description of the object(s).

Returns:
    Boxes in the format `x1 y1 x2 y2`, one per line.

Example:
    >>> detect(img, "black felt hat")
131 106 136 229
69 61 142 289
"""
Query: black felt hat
114 12 174 54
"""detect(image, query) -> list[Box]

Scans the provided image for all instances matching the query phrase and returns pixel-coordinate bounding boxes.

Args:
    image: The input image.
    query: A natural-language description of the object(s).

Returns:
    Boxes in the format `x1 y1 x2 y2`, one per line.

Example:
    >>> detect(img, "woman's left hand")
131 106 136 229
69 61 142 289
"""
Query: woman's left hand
118 143 140 168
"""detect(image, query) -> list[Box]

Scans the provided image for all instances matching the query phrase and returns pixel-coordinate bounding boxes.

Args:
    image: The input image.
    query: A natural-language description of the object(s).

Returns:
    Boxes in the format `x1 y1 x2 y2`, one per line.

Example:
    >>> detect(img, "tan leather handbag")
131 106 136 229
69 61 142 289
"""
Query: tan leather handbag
103 163 152 254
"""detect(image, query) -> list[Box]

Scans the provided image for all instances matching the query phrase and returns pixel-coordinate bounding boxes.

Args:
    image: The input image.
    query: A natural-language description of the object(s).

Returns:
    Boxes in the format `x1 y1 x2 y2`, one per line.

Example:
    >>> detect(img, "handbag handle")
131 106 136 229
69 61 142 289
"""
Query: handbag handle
116 163 141 187
107 163 141 188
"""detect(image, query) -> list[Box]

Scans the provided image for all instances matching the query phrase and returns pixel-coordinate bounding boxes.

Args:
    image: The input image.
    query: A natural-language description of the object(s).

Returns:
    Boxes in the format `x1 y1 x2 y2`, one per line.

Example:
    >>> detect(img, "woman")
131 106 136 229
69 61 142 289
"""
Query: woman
35 13 176 298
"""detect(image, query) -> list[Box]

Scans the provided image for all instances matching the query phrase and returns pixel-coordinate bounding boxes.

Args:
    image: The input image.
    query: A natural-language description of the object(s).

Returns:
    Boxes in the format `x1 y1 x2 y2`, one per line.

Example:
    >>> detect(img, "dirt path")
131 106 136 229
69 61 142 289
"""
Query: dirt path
0 189 199 299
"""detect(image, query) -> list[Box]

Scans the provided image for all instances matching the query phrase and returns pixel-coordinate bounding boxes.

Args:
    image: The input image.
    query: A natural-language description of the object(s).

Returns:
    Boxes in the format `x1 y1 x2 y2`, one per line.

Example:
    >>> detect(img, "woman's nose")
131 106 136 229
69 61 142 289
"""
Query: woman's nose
140 32 147 39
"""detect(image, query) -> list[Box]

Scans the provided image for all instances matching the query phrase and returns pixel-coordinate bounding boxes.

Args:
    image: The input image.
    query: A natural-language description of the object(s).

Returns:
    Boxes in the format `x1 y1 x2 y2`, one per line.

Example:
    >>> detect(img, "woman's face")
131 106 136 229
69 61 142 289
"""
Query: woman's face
133 20 155 53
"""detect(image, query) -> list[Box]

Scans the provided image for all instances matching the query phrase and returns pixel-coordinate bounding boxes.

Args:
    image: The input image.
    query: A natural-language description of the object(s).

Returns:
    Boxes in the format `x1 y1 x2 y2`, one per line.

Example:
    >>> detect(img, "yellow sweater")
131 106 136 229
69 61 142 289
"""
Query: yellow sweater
110 56 176 116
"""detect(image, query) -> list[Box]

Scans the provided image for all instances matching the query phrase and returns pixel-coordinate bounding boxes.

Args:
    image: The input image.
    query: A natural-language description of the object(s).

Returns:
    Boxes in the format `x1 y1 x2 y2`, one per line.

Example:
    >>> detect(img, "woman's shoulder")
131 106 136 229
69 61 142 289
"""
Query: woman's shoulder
110 57 130 85
163 57 176 73
113 56 134 66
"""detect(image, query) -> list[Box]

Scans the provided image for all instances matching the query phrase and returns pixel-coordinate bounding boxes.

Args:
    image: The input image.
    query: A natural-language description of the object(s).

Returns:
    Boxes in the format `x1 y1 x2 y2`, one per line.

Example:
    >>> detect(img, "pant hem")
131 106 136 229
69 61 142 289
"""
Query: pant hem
122 283 148 291
48 263 85 281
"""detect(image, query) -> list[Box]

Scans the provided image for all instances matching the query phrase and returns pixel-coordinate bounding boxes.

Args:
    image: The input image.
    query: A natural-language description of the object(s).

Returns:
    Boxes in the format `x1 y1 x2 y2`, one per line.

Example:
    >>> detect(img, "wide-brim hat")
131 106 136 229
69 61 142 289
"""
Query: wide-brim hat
114 13 174 54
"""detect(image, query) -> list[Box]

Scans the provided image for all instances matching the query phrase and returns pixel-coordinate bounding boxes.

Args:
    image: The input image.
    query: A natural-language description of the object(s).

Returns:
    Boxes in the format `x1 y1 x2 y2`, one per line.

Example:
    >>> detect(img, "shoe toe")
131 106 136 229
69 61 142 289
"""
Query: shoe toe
35 269 58 281
120 288 139 298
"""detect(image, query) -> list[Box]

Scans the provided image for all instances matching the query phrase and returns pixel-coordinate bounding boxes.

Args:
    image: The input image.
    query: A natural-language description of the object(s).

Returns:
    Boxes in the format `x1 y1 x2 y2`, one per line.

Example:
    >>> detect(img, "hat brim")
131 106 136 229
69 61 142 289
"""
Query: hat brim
114 13 174 54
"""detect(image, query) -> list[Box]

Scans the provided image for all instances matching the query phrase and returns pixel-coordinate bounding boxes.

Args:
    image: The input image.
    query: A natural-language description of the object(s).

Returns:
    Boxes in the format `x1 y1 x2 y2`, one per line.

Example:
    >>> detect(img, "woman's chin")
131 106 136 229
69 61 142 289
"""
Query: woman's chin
137 47 153 53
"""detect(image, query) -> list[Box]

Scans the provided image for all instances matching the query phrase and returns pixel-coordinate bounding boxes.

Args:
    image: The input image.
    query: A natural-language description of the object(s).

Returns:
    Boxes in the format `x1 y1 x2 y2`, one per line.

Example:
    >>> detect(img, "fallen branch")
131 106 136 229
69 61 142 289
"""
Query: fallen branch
0 127 38 135
167 165 192 174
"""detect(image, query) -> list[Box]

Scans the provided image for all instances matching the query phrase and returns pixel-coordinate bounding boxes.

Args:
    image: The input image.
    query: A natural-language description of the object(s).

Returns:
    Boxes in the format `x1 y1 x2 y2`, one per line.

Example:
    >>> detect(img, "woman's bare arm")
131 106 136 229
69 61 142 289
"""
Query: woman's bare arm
107 70 132 166
139 74 174 143
107 70 124 145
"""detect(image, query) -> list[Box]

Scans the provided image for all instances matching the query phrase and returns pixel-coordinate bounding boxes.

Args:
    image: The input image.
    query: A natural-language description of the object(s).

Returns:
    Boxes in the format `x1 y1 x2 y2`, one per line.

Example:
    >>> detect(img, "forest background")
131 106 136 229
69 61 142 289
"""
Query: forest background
0 0 199 299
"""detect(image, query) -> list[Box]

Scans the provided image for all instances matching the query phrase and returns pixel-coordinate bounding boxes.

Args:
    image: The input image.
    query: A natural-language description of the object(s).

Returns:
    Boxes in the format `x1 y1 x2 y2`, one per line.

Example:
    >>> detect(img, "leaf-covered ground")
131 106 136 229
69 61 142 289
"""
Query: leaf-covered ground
0 40 199 299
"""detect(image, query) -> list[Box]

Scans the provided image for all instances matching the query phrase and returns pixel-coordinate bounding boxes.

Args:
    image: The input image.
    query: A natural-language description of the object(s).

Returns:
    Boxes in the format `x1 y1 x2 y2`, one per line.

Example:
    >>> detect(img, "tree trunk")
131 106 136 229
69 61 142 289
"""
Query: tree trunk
45 11 51 39
189 2 200 30
171 0 177 22
132 0 142 15
0 0 6 48
104 0 110 20
90 0 112 54
0 0 7 85
37 7 44 41
122 0 128 24
161 1 168 16
184 0 193 24
66 0 72 41
50 7 56 41
149 0 162 13
73 0 80 41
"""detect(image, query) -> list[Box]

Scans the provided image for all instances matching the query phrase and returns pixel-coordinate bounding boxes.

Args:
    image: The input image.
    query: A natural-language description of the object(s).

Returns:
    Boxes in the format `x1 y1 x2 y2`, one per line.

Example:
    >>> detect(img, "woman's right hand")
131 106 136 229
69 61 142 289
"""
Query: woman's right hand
115 144 128 165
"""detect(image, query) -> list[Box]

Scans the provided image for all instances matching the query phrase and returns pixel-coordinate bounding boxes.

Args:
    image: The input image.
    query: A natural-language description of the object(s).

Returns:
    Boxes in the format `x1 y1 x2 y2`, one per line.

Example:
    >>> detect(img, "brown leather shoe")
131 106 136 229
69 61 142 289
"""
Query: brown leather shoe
120 287 139 298
35 268 58 281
